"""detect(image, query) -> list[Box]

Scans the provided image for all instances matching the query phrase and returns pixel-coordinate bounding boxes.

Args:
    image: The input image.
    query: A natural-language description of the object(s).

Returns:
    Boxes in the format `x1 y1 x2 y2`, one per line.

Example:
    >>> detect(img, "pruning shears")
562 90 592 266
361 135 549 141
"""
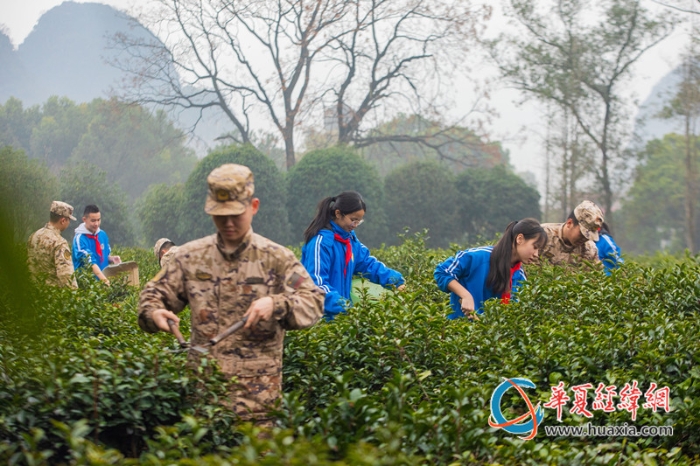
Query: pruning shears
167 316 249 354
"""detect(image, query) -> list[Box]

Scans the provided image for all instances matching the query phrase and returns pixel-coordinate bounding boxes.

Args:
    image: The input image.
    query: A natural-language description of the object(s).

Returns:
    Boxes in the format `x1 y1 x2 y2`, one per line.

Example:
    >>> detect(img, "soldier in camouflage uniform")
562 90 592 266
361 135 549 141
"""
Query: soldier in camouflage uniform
27 201 78 289
539 200 603 267
153 237 179 269
138 164 324 426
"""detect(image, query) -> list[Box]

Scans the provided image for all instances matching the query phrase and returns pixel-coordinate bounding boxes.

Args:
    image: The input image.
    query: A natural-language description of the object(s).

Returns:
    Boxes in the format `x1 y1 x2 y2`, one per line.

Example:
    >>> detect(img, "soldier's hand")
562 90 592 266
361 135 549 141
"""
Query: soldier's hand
244 296 274 329
152 309 180 332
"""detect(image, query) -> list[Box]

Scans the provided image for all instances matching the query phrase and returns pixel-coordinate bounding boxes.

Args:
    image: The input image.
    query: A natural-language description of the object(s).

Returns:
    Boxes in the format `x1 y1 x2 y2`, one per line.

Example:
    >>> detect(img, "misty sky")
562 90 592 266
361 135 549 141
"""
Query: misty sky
0 0 692 190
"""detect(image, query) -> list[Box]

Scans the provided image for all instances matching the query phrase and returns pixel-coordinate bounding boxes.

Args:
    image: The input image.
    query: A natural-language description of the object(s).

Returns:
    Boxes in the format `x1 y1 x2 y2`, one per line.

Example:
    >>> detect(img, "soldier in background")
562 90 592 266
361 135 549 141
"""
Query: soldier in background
27 201 78 289
539 200 604 267
153 238 178 268
138 164 324 426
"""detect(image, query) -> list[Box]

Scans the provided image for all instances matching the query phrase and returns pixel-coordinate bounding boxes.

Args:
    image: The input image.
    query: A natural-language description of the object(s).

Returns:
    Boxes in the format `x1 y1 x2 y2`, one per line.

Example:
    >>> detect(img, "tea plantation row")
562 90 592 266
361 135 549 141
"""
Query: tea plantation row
1 235 699 465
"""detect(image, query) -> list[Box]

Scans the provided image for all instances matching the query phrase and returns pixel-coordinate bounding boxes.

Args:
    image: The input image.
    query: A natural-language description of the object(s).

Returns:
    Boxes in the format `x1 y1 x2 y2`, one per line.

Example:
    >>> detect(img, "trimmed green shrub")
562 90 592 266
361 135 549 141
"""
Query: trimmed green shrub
281 239 700 464
0 246 238 463
384 160 459 248
59 161 136 246
179 144 291 245
286 146 387 247
136 182 186 246
454 165 541 243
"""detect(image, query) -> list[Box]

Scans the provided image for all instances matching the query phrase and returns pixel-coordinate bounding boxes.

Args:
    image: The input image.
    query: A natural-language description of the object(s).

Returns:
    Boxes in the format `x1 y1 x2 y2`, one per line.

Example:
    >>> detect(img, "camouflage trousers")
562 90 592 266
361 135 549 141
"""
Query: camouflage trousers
189 352 282 427
227 371 281 427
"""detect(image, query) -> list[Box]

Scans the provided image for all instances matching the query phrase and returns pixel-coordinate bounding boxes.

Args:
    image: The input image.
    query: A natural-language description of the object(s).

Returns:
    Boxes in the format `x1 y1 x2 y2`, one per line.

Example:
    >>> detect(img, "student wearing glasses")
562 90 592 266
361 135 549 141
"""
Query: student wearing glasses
301 191 405 320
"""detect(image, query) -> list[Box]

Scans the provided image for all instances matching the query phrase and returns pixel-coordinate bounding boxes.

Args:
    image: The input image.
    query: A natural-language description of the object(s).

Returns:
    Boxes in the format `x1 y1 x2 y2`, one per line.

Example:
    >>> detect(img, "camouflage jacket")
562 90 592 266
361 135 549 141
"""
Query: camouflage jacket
138 229 324 378
539 223 600 266
159 246 179 269
27 223 78 289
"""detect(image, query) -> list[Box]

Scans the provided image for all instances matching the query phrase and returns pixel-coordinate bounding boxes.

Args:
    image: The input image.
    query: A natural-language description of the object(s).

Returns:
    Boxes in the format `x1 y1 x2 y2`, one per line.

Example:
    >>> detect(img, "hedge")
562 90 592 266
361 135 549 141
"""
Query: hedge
286 146 387 248
1 233 699 464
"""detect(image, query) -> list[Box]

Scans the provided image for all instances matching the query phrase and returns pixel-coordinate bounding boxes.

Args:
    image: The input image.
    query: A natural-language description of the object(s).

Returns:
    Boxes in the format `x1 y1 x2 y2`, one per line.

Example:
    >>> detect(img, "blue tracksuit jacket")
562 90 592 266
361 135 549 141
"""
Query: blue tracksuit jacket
301 221 404 320
434 246 526 319
72 223 111 272
595 233 623 275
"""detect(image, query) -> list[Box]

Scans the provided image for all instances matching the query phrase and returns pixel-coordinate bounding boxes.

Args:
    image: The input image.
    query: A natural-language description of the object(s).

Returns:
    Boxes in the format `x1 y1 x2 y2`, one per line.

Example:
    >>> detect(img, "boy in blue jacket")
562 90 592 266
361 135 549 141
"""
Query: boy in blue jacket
301 191 405 320
72 204 120 284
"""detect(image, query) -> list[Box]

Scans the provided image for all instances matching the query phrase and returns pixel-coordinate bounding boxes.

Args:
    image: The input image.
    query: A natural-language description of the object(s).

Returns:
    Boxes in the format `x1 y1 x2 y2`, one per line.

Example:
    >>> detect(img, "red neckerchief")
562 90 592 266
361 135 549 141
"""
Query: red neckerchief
333 233 352 276
85 233 103 261
501 262 522 304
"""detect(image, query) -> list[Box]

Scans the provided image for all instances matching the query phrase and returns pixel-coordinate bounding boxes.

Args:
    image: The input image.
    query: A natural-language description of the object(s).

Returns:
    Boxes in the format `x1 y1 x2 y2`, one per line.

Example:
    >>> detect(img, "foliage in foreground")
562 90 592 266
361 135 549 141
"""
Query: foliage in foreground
1 234 699 464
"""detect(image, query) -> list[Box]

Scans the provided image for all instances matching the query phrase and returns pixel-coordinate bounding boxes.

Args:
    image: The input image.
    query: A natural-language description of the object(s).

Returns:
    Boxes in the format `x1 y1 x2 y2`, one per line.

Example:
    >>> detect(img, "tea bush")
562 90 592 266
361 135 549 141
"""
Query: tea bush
1 234 700 464
285 146 387 248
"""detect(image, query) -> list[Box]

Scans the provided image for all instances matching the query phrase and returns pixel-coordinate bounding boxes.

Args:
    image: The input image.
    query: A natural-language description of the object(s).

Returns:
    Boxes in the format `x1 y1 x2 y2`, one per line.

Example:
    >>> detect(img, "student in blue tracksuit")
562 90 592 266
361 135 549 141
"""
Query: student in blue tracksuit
301 191 405 320
72 204 120 284
595 222 623 275
434 218 546 320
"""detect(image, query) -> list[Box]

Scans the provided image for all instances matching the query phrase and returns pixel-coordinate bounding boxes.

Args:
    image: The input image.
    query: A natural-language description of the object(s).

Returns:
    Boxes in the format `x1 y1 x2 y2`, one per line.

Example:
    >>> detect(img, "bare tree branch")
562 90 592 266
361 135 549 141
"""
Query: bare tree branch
113 0 488 167
317 0 488 146
113 0 350 168
649 0 700 15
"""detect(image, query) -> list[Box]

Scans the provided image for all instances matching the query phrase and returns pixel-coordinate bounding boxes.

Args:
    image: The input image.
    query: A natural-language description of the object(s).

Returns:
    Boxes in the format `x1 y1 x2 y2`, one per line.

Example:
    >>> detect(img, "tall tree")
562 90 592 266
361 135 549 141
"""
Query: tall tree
657 35 700 253
29 97 92 171
69 99 197 200
115 0 486 168
115 0 349 169
0 97 197 199
490 0 675 226
618 134 698 254
542 104 593 222
0 98 41 152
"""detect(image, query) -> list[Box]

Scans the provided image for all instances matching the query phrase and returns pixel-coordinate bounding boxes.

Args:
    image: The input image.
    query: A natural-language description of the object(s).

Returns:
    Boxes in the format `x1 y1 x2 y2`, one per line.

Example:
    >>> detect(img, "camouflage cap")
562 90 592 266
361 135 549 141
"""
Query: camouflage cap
50 201 76 221
154 238 174 259
574 200 604 242
204 164 255 216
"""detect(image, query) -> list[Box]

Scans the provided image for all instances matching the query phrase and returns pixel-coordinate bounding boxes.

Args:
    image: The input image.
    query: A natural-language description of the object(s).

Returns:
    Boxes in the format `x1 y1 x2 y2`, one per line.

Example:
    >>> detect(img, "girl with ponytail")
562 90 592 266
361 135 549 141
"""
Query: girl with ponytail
301 191 405 320
434 218 546 320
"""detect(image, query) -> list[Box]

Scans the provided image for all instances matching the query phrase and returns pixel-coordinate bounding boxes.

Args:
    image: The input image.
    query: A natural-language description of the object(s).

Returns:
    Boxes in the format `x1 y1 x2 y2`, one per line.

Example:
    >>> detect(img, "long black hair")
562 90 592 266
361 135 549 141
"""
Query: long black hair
303 191 367 243
486 218 546 296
